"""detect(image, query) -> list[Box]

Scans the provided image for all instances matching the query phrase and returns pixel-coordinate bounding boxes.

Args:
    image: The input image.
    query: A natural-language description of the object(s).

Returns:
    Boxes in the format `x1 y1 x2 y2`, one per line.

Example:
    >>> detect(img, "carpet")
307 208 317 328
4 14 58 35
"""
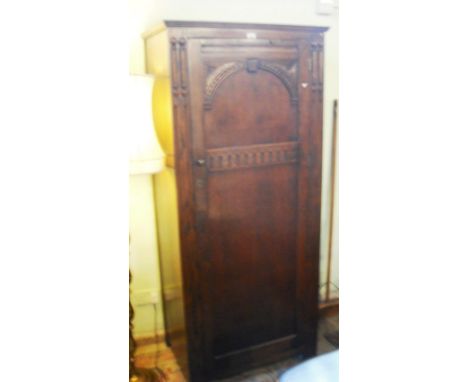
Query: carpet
134 315 339 382
324 331 339 349
134 341 301 382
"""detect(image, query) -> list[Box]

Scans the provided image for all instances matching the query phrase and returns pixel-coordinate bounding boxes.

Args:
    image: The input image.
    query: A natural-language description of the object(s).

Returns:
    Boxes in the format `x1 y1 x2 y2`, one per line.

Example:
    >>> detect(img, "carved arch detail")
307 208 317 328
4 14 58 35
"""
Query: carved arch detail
204 60 298 110
257 61 298 105
204 62 244 109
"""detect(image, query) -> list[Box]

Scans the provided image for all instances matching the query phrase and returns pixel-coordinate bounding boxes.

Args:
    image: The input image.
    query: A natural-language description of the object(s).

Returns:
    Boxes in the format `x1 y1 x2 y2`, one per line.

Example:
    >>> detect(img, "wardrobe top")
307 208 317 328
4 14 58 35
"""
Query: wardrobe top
142 20 329 39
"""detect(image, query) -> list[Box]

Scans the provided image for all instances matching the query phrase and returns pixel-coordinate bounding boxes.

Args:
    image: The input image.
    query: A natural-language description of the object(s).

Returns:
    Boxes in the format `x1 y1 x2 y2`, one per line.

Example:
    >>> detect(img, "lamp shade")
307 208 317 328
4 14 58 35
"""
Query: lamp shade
128 75 165 175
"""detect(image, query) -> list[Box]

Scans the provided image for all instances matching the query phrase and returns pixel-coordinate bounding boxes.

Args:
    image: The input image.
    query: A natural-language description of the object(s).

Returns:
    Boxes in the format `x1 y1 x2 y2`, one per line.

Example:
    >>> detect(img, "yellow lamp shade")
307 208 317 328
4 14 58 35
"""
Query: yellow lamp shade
128 75 165 175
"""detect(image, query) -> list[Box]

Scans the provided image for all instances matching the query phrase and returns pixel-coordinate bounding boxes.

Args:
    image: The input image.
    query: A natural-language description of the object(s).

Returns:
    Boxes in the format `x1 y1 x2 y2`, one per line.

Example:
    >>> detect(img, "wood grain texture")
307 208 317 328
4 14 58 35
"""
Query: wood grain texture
145 21 327 382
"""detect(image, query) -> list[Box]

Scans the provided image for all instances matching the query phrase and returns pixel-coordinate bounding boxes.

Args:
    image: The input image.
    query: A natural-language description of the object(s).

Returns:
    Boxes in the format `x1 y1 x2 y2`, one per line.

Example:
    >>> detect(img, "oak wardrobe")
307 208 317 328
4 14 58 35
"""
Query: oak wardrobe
144 21 326 381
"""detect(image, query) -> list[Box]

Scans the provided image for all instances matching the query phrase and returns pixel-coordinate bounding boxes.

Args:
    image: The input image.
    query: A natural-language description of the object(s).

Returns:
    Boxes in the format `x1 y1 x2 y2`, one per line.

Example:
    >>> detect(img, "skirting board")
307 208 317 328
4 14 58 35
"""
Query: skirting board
319 299 339 318
134 331 166 347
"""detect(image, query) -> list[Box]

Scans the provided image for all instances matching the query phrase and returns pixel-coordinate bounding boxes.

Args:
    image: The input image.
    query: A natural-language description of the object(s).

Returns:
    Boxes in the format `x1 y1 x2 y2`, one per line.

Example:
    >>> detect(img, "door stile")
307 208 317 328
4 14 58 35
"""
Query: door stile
295 38 320 356
186 38 216 379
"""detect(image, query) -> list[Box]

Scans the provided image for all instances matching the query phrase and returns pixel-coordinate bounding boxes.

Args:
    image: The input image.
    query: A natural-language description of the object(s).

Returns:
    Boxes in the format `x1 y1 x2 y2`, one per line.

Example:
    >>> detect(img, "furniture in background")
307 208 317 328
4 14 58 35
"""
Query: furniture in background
145 21 327 381
325 100 338 302
319 99 339 319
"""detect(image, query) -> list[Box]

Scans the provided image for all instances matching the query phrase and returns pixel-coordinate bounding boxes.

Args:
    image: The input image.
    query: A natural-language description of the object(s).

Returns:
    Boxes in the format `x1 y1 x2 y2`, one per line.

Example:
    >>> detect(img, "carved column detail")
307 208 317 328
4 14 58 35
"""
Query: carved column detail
310 42 324 101
170 37 189 104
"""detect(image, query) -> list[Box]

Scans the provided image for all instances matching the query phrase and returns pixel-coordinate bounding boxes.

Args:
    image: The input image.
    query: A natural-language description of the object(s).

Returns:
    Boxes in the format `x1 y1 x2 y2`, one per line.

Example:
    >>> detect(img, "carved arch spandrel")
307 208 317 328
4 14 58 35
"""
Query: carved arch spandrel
257 61 298 105
204 62 244 109
204 60 298 110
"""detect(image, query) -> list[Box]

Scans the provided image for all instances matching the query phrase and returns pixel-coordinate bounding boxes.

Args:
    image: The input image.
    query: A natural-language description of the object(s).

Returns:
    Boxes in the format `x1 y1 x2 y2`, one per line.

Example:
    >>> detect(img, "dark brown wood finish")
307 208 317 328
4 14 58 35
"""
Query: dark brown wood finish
145 21 327 381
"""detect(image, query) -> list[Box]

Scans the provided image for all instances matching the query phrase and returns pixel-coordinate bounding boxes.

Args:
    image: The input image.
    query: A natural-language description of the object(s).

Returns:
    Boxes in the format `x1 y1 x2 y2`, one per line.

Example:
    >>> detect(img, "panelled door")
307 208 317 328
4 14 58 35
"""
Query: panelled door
185 35 322 379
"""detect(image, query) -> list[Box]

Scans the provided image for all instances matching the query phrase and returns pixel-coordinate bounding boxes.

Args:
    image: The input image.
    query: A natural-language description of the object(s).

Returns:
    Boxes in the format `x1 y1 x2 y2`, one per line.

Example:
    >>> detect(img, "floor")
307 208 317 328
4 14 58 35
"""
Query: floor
134 315 338 382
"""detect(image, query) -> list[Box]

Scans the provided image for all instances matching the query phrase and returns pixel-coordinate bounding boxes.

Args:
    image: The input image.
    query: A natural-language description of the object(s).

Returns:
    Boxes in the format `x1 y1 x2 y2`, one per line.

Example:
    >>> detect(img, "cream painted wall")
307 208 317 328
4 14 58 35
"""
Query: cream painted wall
128 1 339 335
129 174 165 337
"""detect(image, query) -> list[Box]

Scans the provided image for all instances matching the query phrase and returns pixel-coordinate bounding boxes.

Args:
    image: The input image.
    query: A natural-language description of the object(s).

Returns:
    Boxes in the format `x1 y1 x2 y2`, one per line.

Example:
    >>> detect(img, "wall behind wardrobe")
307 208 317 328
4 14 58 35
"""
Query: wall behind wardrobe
128 0 339 338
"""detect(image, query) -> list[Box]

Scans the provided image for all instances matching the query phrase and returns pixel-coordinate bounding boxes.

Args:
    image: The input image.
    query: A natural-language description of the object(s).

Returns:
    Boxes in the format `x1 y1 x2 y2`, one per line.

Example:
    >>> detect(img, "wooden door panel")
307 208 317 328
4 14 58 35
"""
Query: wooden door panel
186 38 316 377
207 165 298 355
204 65 298 148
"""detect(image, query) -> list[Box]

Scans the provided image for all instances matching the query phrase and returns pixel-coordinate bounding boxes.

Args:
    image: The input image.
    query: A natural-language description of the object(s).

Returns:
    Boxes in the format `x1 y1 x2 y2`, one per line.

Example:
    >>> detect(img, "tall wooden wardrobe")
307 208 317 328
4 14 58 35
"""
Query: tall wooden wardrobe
144 21 327 381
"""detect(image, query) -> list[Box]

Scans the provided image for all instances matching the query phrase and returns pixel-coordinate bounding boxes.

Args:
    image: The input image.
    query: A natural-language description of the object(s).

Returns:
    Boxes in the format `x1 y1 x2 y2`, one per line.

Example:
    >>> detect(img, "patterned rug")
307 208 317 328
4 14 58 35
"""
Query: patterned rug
134 340 301 382
134 341 184 382
134 316 338 381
